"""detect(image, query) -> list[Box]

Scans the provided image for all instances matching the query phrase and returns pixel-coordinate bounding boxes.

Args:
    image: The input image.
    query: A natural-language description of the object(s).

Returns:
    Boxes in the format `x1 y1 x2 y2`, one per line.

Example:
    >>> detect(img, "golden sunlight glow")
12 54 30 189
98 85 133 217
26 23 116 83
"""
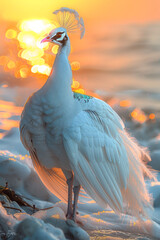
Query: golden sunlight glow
0 100 22 115
120 100 131 108
52 45 59 55
71 80 80 89
31 64 51 75
12 19 56 77
51 214 60 219
37 64 51 75
71 61 80 71
1 84 8 88
30 58 45 66
7 60 16 69
2 18 94 97
149 113 155 120
0 133 5 139
5 29 17 39
151 182 160 187
2 0 160 24
20 19 55 34
8 157 17 162
131 110 138 118
20 67 29 78
93 210 114 215
0 100 23 138
131 108 147 123
0 112 12 119
76 89 85 94
0 119 19 131
31 65 39 73
21 49 44 61
18 32 37 48
0 56 9 66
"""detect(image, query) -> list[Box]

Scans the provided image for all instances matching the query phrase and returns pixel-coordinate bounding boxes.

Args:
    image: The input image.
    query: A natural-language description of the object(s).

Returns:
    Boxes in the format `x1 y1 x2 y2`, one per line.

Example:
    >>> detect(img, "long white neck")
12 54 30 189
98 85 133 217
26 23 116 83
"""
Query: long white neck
44 39 72 98
59 38 71 57
41 39 80 127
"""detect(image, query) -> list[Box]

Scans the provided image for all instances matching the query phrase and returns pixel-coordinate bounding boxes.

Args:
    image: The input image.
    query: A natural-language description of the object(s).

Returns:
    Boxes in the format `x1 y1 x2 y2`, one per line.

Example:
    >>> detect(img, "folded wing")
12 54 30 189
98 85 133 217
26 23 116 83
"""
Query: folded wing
63 99 152 217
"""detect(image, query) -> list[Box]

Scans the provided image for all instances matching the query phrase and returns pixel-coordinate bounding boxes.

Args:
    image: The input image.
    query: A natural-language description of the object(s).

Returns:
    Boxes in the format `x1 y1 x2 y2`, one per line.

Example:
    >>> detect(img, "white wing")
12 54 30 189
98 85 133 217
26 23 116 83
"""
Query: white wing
63 98 152 216
20 120 68 202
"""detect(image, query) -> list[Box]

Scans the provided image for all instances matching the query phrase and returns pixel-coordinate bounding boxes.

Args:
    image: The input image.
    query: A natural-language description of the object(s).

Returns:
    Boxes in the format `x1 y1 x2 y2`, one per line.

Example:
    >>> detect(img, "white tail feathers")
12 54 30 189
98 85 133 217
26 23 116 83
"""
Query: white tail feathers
120 130 156 218
30 150 68 203
53 7 85 39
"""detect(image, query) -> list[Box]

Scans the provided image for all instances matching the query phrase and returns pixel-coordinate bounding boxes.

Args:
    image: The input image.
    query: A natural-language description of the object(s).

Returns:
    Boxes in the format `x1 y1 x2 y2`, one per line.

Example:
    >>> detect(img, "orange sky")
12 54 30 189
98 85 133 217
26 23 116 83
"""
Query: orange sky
1 0 160 24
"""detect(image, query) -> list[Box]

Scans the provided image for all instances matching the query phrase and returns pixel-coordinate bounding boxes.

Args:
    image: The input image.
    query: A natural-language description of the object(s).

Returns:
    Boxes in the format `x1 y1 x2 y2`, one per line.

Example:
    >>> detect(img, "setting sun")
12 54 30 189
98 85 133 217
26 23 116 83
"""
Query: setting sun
2 17 88 94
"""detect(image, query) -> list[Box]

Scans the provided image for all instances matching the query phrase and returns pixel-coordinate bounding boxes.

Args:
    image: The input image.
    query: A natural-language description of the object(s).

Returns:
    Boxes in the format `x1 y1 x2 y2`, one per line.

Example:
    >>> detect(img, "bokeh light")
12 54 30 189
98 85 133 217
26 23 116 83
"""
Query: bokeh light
19 19 54 34
149 113 155 120
52 45 59 54
5 29 17 39
71 80 80 89
71 61 80 71
2 18 160 118
120 100 131 108
1 18 90 95
7 60 16 69
131 108 147 123
20 67 29 78
3 19 58 78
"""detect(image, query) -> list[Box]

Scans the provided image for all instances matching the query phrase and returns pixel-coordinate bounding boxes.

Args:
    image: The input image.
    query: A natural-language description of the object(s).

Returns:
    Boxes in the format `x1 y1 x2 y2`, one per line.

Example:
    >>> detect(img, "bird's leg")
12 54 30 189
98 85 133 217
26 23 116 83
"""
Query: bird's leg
72 184 81 221
66 174 73 219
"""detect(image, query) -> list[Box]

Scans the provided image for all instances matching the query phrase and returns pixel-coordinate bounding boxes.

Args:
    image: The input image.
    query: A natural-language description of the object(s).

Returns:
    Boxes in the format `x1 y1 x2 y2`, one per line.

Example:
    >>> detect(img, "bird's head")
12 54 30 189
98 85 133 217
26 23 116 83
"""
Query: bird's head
41 8 85 55
41 27 68 46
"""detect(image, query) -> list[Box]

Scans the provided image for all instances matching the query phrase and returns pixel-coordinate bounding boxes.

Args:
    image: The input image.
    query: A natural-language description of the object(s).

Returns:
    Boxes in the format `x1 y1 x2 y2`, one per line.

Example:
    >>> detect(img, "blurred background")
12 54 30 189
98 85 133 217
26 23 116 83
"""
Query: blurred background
0 0 160 132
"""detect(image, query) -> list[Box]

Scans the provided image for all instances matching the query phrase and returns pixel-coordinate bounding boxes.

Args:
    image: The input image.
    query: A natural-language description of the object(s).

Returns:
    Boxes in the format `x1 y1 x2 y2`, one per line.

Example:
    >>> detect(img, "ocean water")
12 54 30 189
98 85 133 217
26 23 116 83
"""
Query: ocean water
0 21 160 111
74 22 160 111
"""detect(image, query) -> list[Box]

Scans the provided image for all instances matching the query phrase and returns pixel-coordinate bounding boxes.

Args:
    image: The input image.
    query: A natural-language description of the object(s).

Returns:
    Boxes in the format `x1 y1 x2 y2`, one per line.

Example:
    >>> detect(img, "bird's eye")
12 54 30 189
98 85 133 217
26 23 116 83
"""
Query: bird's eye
51 33 62 40
50 32 65 41
56 33 62 38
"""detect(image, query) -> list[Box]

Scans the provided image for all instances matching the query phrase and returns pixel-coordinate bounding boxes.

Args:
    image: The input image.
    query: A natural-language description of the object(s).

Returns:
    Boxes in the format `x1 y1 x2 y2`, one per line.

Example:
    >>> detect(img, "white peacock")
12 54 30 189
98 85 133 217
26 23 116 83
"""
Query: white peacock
20 7 155 222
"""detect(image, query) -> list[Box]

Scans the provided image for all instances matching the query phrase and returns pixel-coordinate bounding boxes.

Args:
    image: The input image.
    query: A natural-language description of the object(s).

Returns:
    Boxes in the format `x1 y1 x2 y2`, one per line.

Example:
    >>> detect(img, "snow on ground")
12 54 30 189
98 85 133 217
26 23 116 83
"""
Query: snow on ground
0 95 160 239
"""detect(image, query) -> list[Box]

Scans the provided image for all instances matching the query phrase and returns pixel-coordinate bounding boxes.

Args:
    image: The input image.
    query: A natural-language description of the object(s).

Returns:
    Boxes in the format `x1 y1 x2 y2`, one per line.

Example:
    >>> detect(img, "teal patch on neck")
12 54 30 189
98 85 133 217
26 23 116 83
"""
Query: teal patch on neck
73 91 93 102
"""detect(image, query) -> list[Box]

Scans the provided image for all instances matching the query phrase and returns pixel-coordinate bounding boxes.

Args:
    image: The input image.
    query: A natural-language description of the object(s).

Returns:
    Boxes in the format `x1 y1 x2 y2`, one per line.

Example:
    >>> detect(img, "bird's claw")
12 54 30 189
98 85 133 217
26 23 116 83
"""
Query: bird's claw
66 213 73 220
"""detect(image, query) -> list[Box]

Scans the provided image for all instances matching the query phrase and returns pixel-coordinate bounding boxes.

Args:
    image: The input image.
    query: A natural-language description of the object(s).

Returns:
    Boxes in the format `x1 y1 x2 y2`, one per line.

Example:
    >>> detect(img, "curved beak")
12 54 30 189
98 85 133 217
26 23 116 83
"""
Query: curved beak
41 37 50 43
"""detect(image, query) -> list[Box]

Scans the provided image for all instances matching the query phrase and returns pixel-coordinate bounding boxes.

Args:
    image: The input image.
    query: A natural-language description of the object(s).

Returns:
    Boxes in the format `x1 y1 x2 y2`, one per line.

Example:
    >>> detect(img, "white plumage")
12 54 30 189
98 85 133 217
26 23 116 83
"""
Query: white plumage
20 8 155 221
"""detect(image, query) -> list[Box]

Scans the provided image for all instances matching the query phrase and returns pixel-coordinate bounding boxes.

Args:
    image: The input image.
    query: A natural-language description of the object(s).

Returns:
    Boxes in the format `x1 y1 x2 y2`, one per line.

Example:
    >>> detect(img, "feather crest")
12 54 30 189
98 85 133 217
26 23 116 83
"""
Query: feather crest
53 7 85 39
